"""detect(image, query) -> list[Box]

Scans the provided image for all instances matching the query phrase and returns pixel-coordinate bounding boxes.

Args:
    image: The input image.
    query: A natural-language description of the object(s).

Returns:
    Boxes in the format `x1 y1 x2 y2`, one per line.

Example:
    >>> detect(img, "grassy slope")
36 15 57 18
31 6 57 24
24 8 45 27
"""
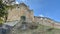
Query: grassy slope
31 24 60 34
0 18 3 24
15 24 60 34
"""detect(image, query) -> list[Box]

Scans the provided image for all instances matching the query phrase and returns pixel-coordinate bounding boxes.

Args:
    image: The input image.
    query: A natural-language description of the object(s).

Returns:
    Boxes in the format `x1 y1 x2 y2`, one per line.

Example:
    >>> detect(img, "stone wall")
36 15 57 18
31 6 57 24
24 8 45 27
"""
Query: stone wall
7 3 34 22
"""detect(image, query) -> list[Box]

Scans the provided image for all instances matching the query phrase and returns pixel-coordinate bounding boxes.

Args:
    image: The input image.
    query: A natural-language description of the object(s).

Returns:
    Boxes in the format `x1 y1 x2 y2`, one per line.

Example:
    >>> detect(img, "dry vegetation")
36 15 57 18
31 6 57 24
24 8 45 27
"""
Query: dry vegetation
11 23 60 34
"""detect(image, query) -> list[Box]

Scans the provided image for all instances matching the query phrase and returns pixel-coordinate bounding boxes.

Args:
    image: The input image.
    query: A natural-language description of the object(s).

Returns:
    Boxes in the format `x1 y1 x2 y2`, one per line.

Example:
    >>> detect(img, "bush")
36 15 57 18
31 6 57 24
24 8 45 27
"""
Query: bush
0 18 3 27
29 23 38 29
29 25 38 29
47 28 54 31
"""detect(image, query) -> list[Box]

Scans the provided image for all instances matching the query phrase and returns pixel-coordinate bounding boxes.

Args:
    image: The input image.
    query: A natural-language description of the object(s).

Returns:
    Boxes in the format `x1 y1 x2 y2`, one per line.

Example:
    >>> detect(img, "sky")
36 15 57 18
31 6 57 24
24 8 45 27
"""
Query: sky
16 0 60 22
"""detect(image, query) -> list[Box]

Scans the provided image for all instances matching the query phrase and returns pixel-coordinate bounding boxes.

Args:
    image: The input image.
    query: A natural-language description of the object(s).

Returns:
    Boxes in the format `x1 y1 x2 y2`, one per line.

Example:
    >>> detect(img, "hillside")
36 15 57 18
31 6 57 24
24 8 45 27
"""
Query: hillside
2 16 60 34
8 23 60 34
34 16 60 29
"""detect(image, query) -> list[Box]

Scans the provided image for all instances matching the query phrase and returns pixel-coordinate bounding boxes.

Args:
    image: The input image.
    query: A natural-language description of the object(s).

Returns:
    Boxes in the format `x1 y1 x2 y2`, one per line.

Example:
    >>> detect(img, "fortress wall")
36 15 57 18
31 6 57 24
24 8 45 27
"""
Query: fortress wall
7 3 34 22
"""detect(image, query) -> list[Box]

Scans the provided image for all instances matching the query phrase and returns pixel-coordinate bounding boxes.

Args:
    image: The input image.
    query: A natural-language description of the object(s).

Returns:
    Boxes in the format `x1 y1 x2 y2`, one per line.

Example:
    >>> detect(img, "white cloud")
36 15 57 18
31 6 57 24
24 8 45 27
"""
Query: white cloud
39 14 44 17
15 1 19 4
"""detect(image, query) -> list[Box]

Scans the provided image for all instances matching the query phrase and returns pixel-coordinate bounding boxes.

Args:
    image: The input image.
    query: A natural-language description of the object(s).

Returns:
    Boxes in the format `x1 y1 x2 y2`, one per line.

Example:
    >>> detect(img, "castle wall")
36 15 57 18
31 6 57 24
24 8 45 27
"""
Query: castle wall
7 8 21 21
7 3 34 22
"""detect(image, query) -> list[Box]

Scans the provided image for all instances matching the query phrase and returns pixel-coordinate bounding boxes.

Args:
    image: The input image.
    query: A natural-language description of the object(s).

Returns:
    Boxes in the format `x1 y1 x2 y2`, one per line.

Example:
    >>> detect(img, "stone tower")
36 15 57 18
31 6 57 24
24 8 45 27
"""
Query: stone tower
7 3 34 22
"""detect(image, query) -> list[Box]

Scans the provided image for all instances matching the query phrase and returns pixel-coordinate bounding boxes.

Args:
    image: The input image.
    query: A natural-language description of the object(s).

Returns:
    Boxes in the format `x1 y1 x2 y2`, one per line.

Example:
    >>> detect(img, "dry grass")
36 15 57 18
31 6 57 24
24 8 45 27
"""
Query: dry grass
11 24 60 34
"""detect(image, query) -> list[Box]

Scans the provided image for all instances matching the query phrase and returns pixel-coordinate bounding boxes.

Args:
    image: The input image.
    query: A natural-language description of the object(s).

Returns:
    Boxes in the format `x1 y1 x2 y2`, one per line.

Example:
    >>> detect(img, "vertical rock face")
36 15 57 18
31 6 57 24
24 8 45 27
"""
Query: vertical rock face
7 3 34 22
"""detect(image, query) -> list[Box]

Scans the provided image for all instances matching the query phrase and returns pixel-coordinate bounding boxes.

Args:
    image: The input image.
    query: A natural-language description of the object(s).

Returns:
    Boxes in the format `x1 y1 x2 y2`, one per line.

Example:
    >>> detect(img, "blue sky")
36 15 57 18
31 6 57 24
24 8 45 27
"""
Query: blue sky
16 0 60 22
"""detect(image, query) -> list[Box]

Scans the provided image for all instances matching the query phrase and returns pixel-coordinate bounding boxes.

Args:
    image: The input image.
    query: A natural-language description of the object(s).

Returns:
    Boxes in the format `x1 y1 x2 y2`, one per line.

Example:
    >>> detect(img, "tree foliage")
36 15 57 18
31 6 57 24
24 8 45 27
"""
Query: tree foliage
0 0 15 23
0 0 8 23
0 0 8 17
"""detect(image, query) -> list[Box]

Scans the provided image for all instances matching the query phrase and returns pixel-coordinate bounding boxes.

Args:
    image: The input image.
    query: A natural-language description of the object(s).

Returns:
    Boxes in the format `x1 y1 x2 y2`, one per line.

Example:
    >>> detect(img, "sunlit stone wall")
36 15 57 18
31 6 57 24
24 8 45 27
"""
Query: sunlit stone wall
7 3 34 22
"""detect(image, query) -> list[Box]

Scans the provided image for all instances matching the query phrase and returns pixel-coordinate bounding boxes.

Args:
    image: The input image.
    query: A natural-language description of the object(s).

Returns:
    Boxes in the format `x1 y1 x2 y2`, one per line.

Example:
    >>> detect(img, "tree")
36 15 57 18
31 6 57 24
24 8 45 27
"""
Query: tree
0 0 8 24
